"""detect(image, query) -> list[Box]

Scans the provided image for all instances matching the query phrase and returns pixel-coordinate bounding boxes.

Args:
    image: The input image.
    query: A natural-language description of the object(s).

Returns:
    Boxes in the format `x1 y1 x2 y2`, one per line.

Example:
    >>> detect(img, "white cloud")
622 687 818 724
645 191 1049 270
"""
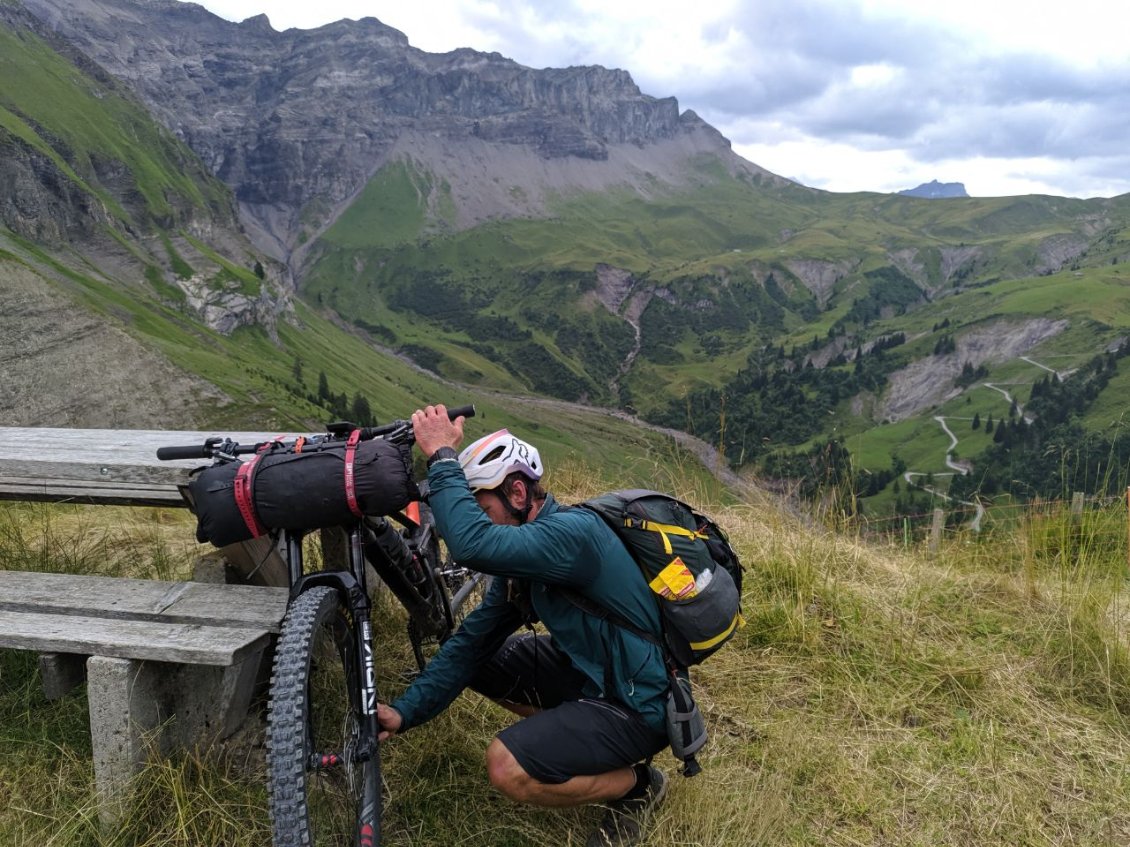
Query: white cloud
861 0 1130 66
849 63 900 88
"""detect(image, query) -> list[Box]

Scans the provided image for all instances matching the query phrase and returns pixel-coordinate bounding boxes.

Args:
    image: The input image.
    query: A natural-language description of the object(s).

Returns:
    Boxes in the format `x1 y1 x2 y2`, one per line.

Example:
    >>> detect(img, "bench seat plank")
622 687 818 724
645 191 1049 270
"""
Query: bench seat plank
0 610 271 665
0 427 301 489
0 570 289 631
0 477 187 507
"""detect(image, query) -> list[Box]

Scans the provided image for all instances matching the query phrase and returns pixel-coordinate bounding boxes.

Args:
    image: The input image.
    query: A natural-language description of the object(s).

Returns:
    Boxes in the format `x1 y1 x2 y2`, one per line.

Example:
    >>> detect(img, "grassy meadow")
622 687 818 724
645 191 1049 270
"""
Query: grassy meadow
2 461 1129 846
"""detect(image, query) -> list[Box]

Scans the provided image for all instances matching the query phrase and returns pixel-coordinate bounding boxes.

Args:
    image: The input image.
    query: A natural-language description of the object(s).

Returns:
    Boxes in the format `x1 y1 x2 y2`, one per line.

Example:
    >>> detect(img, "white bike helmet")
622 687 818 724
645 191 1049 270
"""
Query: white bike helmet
459 429 543 492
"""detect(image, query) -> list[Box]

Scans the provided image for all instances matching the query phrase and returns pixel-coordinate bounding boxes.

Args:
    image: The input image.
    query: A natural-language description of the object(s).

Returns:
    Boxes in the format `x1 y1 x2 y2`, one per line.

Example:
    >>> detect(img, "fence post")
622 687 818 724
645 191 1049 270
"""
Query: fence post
928 508 945 555
1071 491 1084 517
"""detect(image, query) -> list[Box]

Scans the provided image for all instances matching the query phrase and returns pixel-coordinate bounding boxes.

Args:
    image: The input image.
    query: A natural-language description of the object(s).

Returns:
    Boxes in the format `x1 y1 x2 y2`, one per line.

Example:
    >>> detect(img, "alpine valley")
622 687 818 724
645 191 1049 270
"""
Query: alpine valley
5 0 1130 519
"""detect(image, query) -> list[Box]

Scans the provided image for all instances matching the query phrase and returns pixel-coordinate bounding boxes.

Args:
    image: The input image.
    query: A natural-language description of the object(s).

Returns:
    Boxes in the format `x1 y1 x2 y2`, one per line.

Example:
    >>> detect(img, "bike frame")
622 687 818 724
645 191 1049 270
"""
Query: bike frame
157 404 476 846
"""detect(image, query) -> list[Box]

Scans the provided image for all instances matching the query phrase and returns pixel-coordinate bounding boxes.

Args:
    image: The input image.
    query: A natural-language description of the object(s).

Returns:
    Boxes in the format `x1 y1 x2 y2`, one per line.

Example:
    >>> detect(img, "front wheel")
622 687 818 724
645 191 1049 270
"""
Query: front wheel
267 585 381 846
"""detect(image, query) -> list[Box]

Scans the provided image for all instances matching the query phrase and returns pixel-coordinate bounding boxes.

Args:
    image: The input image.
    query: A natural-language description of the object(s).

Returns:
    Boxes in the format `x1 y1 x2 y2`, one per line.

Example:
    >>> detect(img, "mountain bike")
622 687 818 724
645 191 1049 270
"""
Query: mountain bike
157 405 485 847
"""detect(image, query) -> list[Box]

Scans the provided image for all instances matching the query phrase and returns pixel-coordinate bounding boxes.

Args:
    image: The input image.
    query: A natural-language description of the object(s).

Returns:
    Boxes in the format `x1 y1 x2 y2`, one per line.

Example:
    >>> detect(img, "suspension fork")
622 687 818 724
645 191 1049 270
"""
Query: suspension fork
347 524 380 758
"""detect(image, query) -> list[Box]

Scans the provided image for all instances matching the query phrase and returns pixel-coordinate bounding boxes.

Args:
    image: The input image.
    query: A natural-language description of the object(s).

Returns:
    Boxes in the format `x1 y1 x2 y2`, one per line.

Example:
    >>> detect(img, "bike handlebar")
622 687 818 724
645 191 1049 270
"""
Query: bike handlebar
156 404 476 461
155 444 215 461
356 404 476 441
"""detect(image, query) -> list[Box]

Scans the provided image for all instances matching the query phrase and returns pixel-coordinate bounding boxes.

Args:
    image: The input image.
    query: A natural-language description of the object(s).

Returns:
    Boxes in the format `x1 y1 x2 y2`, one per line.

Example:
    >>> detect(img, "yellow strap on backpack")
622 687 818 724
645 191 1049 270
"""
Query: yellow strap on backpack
688 612 746 651
626 518 707 554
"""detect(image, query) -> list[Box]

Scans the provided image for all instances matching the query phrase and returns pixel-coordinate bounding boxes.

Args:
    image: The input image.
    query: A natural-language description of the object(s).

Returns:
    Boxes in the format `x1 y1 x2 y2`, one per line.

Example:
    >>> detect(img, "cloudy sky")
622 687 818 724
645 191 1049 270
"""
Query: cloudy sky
187 0 1130 199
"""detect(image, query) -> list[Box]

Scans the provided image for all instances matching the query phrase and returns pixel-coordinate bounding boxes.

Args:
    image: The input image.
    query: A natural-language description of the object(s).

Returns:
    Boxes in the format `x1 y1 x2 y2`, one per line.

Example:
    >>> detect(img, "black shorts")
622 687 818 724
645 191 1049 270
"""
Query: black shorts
469 633 668 784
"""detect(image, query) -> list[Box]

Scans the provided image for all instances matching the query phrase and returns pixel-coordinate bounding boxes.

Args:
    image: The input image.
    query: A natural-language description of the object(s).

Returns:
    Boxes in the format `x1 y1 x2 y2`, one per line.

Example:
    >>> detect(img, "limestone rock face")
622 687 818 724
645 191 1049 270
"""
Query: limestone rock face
0 136 116 243
19 0 768 265
0 256 232 428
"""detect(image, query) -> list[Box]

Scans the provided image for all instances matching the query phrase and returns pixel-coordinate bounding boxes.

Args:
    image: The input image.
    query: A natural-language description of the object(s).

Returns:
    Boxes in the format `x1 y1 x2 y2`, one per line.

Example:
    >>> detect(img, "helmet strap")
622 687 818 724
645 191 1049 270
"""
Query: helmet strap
495 488 532 524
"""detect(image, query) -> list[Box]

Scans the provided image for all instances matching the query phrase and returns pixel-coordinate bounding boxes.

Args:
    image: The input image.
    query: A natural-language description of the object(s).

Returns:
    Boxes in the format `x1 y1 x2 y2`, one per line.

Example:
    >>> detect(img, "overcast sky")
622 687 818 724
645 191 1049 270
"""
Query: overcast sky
187 0 1130 199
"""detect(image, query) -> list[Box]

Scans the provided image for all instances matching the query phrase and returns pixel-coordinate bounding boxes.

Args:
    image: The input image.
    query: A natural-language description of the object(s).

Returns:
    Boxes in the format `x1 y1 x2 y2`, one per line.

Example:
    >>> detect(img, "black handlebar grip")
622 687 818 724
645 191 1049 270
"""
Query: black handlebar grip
447 404 476 421
156 445 211 461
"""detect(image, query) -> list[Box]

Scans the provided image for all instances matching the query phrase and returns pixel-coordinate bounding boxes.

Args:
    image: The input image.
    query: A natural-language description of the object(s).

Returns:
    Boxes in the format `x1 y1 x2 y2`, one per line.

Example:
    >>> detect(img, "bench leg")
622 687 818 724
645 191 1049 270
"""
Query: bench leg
38 652 86 700
167 646 266 742
86 656 165 827
84 649 268 827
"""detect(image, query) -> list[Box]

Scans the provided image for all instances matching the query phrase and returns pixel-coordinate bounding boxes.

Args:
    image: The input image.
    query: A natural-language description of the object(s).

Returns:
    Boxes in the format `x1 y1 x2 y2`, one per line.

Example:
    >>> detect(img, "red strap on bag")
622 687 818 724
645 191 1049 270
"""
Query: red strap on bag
234 458 266 538
233 439 279 539
344 429 363 518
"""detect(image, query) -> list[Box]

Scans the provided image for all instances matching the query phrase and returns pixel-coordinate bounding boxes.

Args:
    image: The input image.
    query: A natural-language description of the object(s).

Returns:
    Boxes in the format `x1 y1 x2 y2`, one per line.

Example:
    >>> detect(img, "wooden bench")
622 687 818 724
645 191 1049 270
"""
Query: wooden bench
0 569 289 823
0 427 311 823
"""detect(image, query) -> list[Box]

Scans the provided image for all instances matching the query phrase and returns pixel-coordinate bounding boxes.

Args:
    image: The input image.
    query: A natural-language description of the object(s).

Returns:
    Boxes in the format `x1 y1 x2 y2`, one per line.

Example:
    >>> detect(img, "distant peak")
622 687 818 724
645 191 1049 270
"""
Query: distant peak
239 13 273 31
899 179 969 199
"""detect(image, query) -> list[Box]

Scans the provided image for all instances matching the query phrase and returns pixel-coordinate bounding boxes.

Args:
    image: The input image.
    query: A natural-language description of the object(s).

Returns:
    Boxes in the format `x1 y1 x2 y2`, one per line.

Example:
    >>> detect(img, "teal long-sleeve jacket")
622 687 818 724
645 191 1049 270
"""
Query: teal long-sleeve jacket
389 459 670 734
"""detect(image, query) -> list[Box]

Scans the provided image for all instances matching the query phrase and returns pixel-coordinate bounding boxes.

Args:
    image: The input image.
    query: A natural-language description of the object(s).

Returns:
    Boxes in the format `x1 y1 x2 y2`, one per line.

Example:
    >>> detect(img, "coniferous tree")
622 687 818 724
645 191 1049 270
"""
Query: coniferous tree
972 412 981 430
351 392 374 426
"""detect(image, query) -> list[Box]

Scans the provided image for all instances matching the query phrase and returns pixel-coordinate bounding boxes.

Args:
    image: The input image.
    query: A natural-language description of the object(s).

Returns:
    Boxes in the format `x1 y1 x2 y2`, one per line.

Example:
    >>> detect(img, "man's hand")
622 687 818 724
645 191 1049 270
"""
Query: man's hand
377 703 403 742
412 404 465 458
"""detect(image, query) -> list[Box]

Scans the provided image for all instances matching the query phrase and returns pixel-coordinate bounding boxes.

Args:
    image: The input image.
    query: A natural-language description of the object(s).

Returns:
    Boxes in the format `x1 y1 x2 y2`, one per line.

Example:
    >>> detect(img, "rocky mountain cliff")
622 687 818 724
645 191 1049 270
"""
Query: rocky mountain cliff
20 0 781 271
0 3 235 244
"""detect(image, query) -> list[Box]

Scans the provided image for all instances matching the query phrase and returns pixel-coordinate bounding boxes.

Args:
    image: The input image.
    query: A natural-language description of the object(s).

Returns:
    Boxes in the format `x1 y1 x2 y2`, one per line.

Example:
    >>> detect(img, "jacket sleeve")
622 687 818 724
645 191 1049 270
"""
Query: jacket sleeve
425 462 599 586
390 575 520 730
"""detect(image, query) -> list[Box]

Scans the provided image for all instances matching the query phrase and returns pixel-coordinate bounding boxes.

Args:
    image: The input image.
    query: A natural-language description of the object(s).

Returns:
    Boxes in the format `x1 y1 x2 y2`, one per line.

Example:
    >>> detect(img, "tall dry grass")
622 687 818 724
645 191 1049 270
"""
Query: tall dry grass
1 471 1129 845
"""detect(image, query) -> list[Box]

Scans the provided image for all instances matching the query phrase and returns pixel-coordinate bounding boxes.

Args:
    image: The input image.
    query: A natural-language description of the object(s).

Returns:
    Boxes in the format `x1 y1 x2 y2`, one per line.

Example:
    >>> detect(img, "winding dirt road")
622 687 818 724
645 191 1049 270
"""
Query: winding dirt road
900 355 1066 531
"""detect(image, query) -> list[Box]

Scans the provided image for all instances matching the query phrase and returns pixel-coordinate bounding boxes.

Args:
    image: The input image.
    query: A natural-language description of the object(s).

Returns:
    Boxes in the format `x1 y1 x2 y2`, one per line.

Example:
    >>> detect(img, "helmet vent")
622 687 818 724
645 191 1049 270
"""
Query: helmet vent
481 446 506 463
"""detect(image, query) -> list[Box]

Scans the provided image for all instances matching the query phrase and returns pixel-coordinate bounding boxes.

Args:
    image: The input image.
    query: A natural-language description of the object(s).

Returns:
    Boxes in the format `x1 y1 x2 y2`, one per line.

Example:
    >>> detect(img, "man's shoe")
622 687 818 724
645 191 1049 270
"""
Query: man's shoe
585 766 669 847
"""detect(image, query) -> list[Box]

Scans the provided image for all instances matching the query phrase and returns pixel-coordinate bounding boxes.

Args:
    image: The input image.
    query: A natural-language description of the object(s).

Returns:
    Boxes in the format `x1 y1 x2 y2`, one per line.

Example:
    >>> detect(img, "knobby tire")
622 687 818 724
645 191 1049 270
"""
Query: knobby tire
268 585 381 847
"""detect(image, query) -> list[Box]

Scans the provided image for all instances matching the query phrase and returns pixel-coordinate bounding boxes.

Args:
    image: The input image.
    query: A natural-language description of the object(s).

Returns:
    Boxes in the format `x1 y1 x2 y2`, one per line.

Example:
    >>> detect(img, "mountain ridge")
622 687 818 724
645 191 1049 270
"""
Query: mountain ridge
20 0 787 271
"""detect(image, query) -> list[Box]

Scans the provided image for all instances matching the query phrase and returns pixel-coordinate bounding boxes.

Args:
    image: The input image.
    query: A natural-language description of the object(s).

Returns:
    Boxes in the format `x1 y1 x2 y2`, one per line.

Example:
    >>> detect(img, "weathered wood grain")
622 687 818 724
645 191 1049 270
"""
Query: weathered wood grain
0 427 302 489
0 476 187 506
0 610 271 665
0 570 288 630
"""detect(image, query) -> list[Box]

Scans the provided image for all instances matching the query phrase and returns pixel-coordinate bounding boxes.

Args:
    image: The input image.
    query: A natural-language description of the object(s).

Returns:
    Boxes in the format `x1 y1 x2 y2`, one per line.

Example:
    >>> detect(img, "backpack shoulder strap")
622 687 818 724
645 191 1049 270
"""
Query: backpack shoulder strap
556 586 672 708
557 586 664 650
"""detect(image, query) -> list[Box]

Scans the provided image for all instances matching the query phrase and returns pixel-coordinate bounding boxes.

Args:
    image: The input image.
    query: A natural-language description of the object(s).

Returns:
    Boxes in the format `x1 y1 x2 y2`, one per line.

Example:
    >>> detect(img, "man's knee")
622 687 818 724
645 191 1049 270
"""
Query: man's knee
485 737 535 801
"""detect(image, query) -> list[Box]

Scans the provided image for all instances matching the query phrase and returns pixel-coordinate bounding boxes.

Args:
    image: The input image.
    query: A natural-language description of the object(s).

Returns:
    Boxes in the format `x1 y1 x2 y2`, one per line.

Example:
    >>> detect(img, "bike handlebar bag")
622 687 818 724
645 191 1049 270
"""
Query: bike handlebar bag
188 438 419 547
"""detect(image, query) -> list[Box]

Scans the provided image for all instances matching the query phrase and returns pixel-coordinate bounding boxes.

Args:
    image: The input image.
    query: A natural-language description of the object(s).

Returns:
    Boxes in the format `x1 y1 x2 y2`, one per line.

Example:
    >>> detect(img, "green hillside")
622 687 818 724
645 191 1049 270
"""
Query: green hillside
0 20 231 229
3 471 1129 845
6 2 1130 517
301 150 1130 515
1 231 715 490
